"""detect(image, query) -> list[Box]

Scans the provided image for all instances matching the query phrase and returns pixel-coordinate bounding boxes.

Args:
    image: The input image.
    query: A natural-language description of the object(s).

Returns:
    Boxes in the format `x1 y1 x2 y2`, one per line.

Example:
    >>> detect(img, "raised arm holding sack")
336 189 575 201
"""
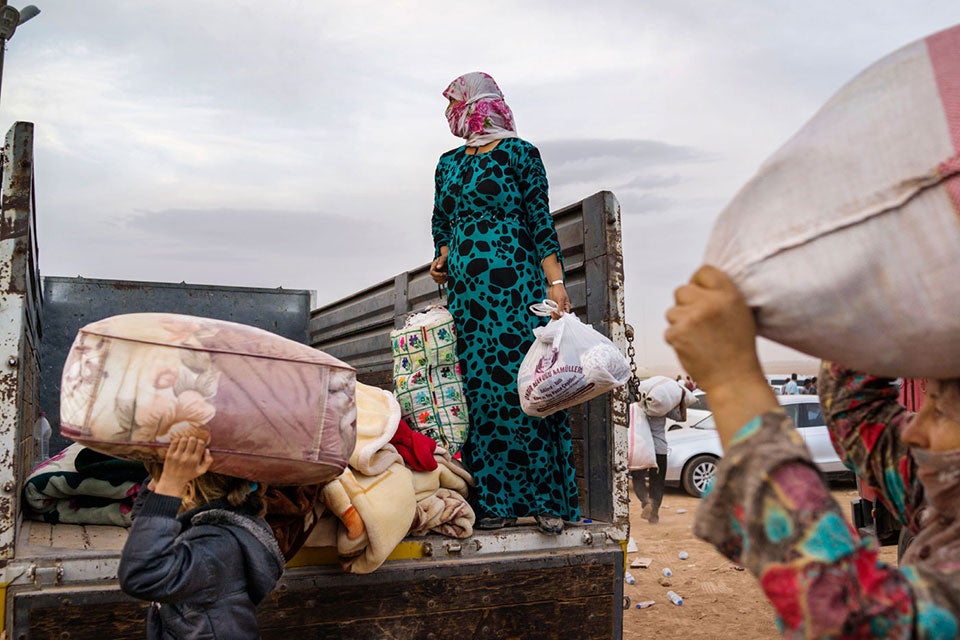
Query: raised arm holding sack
666 266 960 638
662 24 960 638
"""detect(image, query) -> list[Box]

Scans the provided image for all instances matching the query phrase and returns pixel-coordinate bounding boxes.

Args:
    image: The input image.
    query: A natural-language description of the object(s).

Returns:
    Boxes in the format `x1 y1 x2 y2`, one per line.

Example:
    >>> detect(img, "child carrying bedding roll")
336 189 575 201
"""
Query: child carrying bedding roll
118 436 284 639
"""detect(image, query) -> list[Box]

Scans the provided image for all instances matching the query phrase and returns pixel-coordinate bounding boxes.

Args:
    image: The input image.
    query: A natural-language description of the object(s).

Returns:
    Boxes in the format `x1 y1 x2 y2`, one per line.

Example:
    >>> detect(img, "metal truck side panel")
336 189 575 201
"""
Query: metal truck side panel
16 548 622 640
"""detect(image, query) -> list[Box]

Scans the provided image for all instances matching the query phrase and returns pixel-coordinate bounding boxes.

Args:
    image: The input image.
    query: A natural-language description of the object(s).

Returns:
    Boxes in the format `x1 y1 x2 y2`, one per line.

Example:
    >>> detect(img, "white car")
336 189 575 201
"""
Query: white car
686 389 709 411
664 395 852 497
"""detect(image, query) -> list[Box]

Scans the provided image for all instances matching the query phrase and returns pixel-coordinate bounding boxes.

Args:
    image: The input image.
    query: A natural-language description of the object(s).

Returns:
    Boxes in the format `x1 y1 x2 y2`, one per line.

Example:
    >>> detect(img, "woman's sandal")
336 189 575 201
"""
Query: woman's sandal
477 516 517 530
535 514 564 535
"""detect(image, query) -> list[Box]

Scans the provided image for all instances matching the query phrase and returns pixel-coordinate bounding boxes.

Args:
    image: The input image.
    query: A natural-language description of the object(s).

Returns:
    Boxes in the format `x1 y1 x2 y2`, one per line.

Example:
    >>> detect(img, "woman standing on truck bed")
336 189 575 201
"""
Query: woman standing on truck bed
428 71 579 535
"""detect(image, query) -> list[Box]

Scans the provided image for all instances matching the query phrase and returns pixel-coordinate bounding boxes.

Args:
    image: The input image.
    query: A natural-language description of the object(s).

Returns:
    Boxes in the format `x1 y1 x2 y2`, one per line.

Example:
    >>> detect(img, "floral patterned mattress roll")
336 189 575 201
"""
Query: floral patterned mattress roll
60 313 357 485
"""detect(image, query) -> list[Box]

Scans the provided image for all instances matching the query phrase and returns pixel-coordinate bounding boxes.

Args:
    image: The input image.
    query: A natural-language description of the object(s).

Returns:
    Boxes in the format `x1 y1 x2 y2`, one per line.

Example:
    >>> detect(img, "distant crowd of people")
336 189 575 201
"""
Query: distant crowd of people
675 374 698 391
675 371 820 396
781 372 818 395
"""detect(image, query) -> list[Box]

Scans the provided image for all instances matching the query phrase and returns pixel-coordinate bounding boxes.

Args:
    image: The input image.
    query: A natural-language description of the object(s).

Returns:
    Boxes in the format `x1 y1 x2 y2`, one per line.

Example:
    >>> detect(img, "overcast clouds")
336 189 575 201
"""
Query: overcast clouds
1 1 958 372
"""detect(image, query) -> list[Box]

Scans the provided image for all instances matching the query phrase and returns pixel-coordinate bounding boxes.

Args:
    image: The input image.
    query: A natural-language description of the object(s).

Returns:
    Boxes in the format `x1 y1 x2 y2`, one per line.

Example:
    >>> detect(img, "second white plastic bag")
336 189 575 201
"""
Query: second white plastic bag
517 301 630 418
627 403 657 470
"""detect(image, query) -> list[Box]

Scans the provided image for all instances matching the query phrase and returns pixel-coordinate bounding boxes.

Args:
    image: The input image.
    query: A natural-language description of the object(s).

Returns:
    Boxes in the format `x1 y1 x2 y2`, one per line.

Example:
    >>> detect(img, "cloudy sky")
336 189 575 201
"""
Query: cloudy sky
1 1 957 373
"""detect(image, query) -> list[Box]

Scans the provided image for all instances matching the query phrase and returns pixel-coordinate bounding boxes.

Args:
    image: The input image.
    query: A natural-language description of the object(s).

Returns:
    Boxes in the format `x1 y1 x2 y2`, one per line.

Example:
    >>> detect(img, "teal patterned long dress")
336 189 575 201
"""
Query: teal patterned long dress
431 137 581 522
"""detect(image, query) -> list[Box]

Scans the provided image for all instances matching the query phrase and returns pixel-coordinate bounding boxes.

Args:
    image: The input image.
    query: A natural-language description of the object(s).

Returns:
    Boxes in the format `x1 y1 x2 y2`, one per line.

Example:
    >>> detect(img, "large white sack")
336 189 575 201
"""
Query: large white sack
637 376 683 417
704 24 960 379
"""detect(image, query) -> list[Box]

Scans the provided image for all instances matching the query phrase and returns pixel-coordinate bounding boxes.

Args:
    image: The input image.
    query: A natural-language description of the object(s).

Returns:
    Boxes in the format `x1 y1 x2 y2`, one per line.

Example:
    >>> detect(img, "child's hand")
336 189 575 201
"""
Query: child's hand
154 436 214 499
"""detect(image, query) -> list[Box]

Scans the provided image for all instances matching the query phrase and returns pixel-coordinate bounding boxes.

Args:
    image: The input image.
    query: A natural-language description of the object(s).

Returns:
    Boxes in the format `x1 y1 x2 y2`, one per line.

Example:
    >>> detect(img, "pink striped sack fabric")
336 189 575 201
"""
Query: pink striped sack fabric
704 24 960 378
60 313 357 485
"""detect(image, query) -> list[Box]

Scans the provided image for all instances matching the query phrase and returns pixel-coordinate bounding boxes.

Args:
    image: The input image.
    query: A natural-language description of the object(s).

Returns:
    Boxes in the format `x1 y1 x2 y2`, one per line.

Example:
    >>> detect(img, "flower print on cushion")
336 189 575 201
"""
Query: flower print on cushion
443 71 518 147
59 312 357 486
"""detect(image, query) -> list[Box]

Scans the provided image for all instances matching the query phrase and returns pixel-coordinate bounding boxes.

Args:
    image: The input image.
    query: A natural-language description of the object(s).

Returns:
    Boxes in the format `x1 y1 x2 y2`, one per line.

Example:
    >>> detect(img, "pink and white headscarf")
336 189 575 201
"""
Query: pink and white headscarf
443 72 518 147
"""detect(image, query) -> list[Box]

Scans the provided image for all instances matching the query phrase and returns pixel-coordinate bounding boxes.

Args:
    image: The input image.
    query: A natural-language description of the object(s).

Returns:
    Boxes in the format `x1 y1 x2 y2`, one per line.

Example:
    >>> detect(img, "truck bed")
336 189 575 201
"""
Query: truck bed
18 521 127 558
10 519 626 640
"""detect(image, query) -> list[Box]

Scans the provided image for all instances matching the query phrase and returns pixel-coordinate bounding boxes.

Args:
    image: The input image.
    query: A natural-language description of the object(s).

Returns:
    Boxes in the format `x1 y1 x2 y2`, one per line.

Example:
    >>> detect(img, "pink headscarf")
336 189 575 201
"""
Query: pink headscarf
443 72 518 147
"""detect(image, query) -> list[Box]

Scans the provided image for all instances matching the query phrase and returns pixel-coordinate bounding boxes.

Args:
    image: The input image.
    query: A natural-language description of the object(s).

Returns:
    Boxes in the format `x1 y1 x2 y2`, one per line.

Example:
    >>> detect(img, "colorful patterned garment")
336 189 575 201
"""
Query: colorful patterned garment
431 136 580 522
442 71 517 147
693 364 960 638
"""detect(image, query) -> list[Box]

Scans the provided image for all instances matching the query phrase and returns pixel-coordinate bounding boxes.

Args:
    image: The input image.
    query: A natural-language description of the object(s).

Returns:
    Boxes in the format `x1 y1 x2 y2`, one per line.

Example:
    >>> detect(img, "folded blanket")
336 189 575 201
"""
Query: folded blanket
350 383 403 476
320 462 416 573
410 488 474 538
306 385 476 573
23 443 148 526
410 446 473 502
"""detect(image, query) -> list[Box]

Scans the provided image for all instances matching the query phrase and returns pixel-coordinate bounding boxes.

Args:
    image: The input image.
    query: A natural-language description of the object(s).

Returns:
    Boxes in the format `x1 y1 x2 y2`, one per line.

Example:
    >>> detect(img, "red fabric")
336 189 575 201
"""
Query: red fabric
857 422 886 452
928 25 960 152
390 419 439 472
760 565 803 629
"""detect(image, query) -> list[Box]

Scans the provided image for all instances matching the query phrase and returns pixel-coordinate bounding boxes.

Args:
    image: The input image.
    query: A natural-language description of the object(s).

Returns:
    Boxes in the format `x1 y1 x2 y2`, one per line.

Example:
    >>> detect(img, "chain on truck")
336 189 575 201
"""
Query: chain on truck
0 121 636 639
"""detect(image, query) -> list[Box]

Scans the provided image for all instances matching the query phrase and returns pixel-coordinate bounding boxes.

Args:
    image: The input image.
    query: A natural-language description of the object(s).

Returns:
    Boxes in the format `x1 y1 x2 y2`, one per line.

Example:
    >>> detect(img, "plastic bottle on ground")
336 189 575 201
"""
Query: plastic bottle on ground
33 411 51 462
666 590 683 606
661 567 672 578
624 571 636 585
635 600 655 609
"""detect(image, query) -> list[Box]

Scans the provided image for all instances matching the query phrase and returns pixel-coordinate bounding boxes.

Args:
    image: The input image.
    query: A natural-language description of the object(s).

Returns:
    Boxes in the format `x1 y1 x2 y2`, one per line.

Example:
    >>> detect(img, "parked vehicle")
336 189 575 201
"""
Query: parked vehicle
666 408 711 432
0 123 631 638
686 389 709 411
665 394 852 497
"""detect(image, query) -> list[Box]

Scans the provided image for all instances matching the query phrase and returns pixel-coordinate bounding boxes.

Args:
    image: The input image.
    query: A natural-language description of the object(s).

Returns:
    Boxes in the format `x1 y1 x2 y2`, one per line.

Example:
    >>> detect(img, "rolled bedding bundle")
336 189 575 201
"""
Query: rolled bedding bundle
704 24 960 378
60 313 357 485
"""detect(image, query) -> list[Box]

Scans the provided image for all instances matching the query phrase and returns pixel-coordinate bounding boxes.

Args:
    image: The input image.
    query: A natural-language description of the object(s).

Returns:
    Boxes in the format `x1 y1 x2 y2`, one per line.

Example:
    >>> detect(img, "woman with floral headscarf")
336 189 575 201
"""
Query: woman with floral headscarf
665 265 960 638
428 72 578 534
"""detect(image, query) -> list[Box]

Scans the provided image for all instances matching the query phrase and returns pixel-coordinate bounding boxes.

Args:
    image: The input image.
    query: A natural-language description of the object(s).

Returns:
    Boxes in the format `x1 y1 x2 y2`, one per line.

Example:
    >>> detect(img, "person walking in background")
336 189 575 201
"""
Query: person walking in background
631 396 686 524
803 376 818 394
783 372 799 395
665 265 960 638
119 436 284 639
428 71 579 535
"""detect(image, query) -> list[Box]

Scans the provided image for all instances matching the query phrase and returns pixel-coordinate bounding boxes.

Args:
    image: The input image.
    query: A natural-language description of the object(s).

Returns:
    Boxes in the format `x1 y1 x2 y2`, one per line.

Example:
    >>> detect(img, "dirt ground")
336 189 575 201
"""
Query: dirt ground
620 481 898 639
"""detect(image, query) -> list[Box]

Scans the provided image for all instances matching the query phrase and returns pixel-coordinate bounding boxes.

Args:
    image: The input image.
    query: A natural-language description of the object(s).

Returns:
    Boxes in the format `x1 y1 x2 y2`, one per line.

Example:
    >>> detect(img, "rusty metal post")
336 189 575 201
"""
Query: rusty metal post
0 0 7 106
0 121 35 559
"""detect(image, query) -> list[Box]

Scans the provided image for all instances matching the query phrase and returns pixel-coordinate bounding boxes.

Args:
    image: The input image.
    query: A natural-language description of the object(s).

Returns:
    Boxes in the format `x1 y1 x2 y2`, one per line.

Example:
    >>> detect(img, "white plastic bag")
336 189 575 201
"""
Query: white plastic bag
518 301 631 418
627 403 657 470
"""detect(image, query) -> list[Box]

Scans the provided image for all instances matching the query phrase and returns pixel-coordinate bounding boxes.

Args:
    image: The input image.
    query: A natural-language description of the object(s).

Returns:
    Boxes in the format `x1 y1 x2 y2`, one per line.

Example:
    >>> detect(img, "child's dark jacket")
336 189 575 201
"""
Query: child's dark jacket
119 488 285 639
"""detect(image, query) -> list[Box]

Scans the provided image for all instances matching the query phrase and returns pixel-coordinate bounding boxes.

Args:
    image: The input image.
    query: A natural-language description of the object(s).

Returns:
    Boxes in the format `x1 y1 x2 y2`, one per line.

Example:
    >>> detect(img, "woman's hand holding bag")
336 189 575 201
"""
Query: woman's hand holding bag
517 301 631 417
